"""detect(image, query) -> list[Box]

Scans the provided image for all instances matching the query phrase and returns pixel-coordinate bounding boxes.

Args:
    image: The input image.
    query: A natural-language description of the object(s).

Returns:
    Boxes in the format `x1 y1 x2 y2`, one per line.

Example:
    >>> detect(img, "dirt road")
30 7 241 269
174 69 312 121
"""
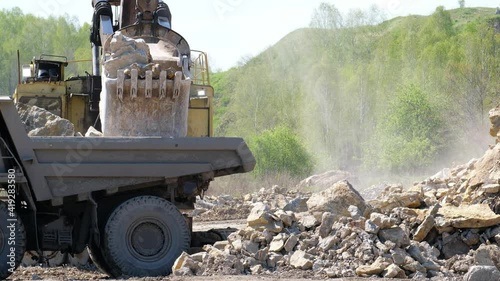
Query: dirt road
10 266 410 281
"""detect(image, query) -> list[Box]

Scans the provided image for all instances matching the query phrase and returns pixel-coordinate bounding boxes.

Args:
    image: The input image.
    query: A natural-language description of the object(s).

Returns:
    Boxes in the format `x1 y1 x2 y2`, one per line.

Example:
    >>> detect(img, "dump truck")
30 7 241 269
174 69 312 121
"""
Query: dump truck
1 1 255 277
0 95 255 279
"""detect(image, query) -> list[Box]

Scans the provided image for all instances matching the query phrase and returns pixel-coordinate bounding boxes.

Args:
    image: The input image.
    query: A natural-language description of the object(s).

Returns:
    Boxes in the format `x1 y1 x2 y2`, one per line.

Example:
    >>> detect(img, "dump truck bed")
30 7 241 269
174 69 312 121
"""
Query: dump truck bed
0 96 255 202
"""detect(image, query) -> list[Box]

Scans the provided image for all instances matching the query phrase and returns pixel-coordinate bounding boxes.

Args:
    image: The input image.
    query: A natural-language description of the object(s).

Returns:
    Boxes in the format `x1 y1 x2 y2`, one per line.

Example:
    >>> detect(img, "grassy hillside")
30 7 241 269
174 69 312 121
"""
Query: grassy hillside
213 6 500 177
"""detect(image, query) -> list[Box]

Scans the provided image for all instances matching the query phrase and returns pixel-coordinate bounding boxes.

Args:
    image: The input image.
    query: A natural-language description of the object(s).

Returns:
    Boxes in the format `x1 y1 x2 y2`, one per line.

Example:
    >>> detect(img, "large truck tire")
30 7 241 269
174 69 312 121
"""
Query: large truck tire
0 201 26 279
101 196 190 277
88 218 114 276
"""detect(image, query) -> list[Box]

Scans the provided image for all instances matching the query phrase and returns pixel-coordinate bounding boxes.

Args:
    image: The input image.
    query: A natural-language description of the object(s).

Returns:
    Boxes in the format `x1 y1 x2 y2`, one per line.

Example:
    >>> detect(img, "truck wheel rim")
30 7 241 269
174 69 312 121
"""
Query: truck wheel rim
126 219 171 262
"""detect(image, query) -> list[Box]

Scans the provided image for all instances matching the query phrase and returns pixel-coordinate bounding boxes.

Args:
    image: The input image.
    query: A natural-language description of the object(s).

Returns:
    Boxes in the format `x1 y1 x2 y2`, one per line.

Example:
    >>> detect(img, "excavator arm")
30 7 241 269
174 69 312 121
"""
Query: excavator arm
89 0 185 77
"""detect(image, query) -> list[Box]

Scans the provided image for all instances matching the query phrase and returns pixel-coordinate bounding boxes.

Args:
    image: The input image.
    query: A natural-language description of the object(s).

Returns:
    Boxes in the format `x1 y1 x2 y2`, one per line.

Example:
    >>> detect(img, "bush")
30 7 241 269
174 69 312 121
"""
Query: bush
364 84 445 172
249 126 314 177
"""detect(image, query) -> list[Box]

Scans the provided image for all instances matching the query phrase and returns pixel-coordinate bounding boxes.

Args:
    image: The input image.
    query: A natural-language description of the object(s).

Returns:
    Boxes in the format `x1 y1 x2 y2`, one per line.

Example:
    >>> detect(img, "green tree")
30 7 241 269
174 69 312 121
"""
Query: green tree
364 84 445 172
249 126 314 177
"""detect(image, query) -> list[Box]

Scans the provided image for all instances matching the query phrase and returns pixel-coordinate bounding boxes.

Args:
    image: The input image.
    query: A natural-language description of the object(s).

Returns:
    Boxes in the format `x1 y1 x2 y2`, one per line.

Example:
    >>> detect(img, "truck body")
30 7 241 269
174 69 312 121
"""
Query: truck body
0 96 255 278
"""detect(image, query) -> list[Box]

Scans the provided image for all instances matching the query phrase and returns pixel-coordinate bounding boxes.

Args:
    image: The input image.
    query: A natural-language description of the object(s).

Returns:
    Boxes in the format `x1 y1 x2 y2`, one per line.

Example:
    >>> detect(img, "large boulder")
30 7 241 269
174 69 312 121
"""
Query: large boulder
467 144 500 189
103 31 153 78
306 180 367 220
436 204 500 230
298 170 358 189
16 103 74 136
463 266 500 281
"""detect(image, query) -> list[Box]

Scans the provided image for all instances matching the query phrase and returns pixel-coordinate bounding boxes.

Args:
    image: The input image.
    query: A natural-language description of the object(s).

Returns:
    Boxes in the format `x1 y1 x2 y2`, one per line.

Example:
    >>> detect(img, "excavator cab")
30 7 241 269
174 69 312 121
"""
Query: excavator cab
14 55 100 133
21 55 67 83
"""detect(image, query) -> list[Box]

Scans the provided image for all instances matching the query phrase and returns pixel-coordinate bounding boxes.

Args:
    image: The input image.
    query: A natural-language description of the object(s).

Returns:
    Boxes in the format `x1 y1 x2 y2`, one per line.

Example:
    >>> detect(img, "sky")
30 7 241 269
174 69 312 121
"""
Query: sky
1 0 499 70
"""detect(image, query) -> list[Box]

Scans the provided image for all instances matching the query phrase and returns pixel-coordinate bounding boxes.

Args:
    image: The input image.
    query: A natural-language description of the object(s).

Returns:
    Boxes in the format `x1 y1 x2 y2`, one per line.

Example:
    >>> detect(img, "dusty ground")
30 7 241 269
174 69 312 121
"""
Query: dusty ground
193 219 246 232
9 266 417 281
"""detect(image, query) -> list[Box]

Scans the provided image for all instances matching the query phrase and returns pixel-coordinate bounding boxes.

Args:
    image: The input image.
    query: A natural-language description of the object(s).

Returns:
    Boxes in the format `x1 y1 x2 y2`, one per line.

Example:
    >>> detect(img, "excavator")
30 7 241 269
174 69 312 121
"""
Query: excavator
14 0 214 138
3 0 250 278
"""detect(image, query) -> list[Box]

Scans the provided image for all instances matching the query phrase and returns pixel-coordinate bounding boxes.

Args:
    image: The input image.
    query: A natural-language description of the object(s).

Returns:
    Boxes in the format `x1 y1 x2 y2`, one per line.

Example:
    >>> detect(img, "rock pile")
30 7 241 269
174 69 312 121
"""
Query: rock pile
176 115 500 280
193 185 311 221
16 103 75 136
102 32 153 79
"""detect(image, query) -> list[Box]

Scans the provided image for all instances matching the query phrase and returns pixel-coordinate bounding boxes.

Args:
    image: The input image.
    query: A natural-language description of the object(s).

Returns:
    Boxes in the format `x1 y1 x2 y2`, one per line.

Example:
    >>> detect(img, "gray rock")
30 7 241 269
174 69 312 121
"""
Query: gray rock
365 219 380 234
383 264 406 278
85 126 103 137
391 248 409 266
306 181 367 220
462 229 481 246
378 227 410 248
17 103 75 137
370 212 397 229
422 260 441 271
242 241 260 255
312 260 328 272
104 32 152 78
407 243 428 264
355 257 389 276
284 235 299 252
463 266 500 281
289 250 313 270
275 210 294 227
318 236 338 251
173 267 193 276
172 252 199 276
298 213 319 229
413 215 436 242
255 248 268 262
231 239 243 251
442 232 471 259
269 234 287 252
318 212 335 238
482 184 500 194
474 245 500 268
247 203 272 226
213 240 229 250
283 198 308 213
190 252 207 263
348 205 363 219
267 253 284 268
250 264 263 274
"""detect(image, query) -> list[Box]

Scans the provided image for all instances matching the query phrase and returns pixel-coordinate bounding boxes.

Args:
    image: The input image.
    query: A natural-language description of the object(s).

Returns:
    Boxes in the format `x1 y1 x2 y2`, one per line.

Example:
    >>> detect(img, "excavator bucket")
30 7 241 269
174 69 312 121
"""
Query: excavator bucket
95 0 194 137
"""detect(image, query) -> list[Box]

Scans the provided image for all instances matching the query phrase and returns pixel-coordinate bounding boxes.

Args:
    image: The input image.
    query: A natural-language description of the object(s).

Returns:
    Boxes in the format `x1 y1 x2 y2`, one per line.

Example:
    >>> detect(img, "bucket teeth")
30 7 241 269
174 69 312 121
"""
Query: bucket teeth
173 71 182 100
145 70 153 98
160 70 167 99
131 69 138 99
117 70 125 101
